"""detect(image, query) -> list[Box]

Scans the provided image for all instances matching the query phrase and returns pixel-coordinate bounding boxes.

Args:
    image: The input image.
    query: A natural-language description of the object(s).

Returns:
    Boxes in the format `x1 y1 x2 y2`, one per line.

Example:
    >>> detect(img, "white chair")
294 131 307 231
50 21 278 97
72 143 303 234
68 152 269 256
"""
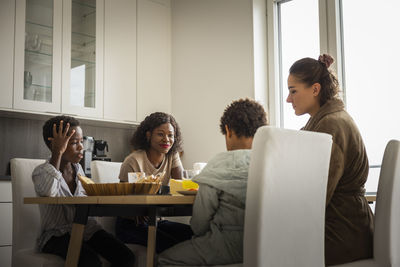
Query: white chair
161 126 333 267
10 158 64 267
243 126 333 267
332 139 400 267
90 160 147 267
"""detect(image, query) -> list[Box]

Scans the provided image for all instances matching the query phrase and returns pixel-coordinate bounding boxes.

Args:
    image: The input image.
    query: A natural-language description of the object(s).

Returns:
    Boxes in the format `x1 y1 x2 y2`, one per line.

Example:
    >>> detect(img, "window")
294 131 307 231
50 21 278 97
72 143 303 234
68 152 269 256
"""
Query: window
277 0 320 129
341 0 400 192
268 0 398 193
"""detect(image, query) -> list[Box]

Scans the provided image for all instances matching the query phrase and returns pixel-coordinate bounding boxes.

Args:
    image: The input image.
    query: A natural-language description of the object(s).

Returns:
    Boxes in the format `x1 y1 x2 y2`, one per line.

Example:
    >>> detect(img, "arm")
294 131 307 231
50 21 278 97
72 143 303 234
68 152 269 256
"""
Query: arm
171 166 183 179
326 142 345 205
33 120 76 197
32 163 64 197
190 184 219 236
312 119 346 206
48 120 75 170
170 152 183 180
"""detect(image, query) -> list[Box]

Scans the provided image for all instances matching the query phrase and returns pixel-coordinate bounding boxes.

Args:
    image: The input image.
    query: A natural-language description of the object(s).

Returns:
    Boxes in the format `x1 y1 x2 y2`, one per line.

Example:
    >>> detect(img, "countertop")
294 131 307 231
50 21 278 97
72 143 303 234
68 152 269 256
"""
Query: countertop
0 175 11 181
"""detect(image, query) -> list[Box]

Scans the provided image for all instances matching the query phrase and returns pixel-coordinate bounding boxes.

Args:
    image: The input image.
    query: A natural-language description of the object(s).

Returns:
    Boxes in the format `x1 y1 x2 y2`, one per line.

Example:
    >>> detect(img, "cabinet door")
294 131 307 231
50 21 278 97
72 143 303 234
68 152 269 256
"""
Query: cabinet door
104 0 137 122
0 0 15 109
137 0 171 122
0 246 12 267
0 203 12 246
61 0 104 118
14 0 62 113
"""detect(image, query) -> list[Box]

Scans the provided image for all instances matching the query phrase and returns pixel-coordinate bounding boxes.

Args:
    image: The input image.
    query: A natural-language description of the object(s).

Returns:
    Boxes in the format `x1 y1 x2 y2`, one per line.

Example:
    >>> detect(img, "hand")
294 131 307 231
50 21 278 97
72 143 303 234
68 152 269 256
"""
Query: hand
48 120 75 156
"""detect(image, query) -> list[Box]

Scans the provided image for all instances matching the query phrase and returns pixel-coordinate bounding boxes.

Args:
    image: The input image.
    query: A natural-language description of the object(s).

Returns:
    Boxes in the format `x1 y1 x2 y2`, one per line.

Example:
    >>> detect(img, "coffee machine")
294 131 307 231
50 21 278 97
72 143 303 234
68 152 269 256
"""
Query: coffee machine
81 137 111 177
81 136 95 176
93 139 111 162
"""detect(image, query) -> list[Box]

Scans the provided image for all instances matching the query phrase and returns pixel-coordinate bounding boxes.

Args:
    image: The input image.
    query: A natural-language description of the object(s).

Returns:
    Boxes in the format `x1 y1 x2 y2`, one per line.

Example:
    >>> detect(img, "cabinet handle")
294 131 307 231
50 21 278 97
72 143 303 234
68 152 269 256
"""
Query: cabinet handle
45 111 60 114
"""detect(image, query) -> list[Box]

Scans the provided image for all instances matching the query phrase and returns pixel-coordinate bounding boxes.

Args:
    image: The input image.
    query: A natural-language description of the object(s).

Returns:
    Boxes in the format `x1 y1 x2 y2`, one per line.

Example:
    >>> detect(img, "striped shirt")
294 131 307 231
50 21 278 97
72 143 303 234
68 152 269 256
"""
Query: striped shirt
32 162 101 251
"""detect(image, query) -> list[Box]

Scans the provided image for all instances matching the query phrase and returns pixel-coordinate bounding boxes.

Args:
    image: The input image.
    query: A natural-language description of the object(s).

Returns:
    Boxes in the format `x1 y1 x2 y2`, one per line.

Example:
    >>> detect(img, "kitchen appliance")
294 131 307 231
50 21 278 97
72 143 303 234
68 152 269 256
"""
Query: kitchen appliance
81 136 95 176
93 139 111 162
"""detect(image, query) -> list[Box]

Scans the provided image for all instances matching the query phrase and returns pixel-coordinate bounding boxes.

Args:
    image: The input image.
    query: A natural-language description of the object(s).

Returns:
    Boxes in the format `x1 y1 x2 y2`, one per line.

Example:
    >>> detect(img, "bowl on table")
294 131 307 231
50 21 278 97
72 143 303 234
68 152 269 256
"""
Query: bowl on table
78 174 161 196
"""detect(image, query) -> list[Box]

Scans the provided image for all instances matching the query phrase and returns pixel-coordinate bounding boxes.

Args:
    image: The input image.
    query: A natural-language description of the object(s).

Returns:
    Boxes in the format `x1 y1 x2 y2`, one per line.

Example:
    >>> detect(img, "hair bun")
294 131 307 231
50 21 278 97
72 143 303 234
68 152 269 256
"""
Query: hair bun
318 54 334 68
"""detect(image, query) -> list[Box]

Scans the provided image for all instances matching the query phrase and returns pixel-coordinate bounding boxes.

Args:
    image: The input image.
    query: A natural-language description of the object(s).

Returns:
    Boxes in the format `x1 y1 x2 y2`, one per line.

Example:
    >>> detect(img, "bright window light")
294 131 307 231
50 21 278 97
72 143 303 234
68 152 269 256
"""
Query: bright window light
278 0 320 129
342 0 400 192
70 64 85 107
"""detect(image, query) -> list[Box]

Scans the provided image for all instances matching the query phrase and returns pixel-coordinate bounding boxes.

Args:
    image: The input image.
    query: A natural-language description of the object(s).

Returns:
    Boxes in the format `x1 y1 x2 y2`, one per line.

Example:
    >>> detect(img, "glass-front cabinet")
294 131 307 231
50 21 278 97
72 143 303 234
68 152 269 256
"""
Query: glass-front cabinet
14 0 103 117
62 0 103 117
14 0 62 112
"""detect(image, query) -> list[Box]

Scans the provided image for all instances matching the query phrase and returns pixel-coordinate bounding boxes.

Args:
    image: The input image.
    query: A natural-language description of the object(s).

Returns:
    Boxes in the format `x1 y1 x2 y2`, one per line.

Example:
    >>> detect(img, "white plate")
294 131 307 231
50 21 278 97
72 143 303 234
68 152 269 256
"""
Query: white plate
177 190 197 195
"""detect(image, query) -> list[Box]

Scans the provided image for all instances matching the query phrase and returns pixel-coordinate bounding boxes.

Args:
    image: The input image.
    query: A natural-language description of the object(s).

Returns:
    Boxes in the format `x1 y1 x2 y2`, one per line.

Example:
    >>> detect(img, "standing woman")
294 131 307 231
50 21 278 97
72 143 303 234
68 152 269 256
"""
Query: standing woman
116 112 192 253
286 54 373 265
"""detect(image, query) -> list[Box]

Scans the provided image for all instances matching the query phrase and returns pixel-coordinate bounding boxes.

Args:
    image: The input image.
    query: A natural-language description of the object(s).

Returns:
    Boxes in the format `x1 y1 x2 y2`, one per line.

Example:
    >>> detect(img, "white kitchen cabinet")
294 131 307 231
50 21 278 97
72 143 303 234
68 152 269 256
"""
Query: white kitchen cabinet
0 181 12 267
14 0 62 113
104 0 137 122
0 0 15 109
13 0 104 118
9 0 171 124
137 0 171 121
0 247 12 267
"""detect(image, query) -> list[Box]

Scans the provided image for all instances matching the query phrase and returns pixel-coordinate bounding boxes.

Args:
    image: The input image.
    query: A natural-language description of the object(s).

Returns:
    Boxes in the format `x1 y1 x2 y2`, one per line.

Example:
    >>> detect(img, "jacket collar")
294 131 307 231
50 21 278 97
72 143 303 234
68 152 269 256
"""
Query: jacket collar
303 98 344 130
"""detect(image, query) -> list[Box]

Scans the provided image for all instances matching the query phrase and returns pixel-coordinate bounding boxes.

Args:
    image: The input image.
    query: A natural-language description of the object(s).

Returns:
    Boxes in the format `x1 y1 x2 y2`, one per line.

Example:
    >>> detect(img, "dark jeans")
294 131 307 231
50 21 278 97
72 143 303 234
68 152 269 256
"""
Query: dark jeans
116 217 193 253
42 229 135 267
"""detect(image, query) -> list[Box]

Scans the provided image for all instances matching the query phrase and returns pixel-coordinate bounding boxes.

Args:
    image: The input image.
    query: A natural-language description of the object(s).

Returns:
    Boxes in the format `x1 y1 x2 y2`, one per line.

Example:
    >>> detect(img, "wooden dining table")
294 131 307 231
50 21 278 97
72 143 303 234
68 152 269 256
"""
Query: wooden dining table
24 194 376 267
24 195 196 267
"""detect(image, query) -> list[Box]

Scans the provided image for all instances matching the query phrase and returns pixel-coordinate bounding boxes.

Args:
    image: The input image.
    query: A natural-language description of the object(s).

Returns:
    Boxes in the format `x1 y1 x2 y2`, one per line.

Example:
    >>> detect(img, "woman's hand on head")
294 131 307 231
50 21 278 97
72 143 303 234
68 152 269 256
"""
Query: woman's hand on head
48 120 76 156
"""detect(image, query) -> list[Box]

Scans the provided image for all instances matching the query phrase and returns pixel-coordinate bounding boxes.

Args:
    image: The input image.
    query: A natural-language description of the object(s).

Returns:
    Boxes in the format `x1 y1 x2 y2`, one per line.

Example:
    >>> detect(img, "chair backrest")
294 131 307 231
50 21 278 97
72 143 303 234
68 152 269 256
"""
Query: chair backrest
243 126 332 267
90 160 122 183
373 140 400 266
90 160 122 234
10 158 46 255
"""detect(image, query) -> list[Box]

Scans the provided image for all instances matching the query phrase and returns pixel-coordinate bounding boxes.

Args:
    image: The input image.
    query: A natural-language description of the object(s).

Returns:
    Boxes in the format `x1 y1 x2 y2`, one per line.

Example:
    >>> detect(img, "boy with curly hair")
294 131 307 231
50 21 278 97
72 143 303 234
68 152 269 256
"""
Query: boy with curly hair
158 98 268 266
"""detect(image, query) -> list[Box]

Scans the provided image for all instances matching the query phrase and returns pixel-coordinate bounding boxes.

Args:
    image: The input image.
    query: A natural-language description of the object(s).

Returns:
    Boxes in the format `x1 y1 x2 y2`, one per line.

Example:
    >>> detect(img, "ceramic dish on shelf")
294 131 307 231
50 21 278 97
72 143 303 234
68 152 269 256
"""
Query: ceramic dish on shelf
176 190 198 196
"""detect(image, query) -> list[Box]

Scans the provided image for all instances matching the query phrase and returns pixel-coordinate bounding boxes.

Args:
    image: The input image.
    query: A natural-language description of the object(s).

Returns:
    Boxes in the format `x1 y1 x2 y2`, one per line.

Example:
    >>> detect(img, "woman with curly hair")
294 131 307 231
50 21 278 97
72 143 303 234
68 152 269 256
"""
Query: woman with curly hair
286 54 373 265
158 98 267 266
119 112 183 184
116 112 192 253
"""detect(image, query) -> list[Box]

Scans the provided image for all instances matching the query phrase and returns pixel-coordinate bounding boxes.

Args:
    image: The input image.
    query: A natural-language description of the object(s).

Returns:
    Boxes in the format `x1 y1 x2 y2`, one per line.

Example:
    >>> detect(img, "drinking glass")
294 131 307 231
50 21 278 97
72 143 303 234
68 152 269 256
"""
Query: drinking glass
183 170 198 180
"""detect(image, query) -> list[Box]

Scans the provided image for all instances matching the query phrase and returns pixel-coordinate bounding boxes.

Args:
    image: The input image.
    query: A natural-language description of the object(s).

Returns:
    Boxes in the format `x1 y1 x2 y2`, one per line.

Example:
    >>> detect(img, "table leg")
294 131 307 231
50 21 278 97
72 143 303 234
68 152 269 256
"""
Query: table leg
147 225 156 267
65 223 85 267
65 205 89 267
146 208 157 267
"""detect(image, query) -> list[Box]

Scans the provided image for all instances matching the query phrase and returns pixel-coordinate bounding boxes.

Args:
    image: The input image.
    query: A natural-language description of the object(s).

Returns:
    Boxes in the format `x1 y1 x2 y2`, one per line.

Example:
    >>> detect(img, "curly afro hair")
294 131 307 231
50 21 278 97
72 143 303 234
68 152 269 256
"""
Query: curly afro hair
220 98 267 138
131 112 182 155
43 115 80 149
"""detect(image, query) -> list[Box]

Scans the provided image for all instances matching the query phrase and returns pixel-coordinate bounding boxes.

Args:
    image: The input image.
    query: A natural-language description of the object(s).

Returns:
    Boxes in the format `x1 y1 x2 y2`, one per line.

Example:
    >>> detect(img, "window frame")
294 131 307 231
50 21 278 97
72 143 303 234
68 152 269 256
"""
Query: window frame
266 0 345 127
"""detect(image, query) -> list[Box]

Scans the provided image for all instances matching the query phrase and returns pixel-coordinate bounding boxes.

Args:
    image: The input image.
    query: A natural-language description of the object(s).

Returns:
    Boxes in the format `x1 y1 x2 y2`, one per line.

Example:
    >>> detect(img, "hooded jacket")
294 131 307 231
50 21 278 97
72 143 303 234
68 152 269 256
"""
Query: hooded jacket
158 149 250 266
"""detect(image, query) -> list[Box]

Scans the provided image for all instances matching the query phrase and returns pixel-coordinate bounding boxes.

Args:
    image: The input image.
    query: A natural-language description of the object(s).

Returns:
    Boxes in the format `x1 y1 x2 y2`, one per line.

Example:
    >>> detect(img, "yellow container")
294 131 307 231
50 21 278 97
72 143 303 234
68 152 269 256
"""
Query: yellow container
170 179 199 194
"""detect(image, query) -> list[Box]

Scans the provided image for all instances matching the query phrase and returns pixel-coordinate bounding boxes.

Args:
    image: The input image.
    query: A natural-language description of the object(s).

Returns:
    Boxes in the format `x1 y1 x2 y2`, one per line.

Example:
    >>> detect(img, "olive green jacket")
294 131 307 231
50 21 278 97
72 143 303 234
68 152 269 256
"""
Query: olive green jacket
303 98 373 265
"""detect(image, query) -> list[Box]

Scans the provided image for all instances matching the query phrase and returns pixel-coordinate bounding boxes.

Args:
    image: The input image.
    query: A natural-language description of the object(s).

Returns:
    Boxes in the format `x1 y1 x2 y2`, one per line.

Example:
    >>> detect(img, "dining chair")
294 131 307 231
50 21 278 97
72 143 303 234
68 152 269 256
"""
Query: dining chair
161 126 333 267
90 160 147 267
10 158 64 267
332 139 400 267
243 126 333 267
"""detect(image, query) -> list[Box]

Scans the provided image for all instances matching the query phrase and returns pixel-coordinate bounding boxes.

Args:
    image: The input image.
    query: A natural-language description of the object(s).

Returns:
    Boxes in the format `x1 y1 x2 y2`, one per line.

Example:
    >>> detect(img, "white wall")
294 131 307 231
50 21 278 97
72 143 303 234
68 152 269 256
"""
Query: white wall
171 0 256 168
